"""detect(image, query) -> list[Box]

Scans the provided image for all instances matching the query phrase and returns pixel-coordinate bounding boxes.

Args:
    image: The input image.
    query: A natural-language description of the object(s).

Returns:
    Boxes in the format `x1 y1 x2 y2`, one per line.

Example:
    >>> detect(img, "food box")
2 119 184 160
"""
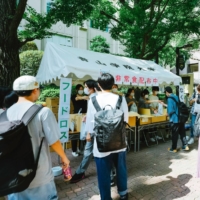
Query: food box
139 115 152 125
128 116 136 127
46 97 59 106
138 108 151 115
151 115 166 123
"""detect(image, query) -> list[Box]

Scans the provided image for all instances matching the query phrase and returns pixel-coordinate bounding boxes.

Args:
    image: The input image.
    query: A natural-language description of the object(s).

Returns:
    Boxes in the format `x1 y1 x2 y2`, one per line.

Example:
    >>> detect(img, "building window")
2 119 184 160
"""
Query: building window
90 20 110 32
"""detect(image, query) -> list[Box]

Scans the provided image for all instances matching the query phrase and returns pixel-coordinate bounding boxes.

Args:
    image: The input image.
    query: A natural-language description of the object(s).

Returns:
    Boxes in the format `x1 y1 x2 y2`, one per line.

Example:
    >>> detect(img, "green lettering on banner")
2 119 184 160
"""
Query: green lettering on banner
60 132 67 139
62 107 68 115
60 120 68 128
63 82 70 90
64 94 67 102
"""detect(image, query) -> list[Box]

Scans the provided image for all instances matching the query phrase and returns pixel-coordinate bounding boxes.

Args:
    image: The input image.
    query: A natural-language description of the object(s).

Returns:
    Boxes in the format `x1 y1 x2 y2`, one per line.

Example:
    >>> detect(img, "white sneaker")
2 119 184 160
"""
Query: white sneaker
150 138 155 142
186 136 190 141
156 136 162 140
72 152 79 157
188 137 194 145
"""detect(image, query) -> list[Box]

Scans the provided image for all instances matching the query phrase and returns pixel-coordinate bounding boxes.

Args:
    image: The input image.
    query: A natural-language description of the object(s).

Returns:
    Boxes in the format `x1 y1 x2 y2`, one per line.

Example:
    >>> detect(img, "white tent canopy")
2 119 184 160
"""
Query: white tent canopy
36 42 181 86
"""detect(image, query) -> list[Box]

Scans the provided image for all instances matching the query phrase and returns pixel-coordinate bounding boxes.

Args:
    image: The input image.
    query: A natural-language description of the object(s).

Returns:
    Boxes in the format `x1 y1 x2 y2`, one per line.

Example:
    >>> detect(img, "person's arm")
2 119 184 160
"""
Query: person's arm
122 97 129 122
75 96 89 101
50 140 70 168
167 98 175 116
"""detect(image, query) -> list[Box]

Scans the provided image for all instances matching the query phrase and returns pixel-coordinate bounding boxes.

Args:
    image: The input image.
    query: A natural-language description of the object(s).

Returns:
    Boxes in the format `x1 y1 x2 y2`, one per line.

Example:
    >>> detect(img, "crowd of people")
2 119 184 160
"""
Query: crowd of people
1 74 200 200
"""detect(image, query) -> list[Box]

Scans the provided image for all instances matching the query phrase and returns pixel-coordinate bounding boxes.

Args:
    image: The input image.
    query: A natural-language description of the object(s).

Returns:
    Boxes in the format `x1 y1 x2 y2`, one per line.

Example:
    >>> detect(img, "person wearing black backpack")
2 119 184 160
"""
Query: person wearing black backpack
85 73 129 200
3 75 70 200
163 86 189 153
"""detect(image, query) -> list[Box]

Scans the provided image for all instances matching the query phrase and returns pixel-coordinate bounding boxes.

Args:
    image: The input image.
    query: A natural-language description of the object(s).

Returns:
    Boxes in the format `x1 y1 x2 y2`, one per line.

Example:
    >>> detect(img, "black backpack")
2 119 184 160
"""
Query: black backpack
0 104 43 197
92 95 127 152
168 96 190 123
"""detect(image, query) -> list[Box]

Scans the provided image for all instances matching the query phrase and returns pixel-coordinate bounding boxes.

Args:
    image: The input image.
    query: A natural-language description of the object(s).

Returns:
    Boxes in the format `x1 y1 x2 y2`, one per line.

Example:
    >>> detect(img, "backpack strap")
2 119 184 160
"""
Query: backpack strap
116 95 122 109
0 110 8 122
91 96 101 112
22 104 43 125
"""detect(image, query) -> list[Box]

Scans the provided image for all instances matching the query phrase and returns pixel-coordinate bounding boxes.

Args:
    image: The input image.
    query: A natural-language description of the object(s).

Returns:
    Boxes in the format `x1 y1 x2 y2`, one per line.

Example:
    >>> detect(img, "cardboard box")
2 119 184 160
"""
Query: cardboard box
46 97 59 106
47 105 59 113
53 113 58 121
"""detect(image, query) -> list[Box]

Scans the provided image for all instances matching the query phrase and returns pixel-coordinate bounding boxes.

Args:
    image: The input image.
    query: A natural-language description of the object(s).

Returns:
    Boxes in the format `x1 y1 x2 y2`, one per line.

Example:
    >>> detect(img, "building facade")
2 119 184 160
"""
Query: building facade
24 0 125 55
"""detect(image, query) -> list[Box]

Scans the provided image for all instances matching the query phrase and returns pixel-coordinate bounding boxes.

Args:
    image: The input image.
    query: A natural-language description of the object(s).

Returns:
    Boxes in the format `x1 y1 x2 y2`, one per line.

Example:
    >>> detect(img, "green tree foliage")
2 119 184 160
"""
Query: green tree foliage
91 0 200 61
20 41 38 52
0 0 99 86
20 50 44 76
90 35 110 53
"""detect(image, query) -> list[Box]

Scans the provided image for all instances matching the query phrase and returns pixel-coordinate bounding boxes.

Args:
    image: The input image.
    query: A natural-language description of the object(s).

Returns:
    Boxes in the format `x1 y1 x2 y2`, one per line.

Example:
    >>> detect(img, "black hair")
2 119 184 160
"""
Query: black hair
0 87 12 108
125 88 134 97
4 91 18 108
152 86 159 91
84 79 100 91
97 73 114 90
15 90 33 97
113 84 118 88
75 84 83 91
141 89 149 97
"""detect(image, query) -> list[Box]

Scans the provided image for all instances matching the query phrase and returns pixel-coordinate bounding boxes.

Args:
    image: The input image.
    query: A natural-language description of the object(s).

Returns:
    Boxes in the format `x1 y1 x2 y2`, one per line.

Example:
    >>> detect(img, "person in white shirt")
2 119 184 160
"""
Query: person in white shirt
85 73 129 200
70 79 99 183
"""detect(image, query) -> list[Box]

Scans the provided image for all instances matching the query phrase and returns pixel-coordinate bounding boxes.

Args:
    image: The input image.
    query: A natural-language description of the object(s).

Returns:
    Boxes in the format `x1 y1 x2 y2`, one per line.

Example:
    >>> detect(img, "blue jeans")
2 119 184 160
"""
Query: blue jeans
95 151 127 200
8 180 58 200
76 139 94 174
190 114 197 138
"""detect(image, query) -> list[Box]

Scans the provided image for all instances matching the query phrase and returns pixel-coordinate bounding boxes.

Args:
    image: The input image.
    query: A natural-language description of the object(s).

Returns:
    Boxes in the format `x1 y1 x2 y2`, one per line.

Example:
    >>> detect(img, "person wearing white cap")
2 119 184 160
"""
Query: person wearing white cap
7 75 70 200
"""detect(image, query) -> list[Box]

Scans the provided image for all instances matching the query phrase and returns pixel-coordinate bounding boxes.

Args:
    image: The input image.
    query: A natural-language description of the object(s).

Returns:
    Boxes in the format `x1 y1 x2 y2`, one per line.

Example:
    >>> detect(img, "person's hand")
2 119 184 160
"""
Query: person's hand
193 98 196 103
82 115 86 122
86 133 91 142
61 157 70 169
154 110 158 114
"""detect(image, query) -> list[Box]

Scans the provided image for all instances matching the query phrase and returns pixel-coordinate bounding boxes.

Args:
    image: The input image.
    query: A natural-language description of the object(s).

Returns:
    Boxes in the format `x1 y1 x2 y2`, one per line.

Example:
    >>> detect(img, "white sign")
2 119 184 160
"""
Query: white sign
58 78 72 143
179 85 184 103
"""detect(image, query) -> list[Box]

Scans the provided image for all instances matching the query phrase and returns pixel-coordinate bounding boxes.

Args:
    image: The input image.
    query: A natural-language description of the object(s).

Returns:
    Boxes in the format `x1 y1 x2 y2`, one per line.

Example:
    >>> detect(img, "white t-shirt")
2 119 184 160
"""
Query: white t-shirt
149 95 159 108
7 102 60 189
85 92 128 158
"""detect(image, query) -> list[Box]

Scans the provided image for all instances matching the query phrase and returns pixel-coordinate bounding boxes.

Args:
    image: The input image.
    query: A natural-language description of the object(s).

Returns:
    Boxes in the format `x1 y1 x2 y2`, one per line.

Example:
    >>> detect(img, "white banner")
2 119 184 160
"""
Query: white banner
58 78 72 143
179 85 184 103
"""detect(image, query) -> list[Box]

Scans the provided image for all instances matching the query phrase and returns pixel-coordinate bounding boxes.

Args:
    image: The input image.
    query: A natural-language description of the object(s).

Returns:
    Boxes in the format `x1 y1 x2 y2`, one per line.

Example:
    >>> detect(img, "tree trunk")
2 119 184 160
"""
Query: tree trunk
0 0 21 87
0 46 20 87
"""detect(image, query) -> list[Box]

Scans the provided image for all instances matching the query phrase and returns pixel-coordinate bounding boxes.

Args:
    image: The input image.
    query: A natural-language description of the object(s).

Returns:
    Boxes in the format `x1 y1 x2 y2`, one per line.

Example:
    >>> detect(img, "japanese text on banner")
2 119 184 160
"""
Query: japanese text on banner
58 78 72 143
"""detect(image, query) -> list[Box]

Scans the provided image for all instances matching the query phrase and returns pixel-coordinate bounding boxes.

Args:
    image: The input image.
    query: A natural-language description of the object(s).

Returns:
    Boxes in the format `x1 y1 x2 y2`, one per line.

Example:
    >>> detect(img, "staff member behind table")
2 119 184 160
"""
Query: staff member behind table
125 88 136 111
71 84 88 157
138 89 161 109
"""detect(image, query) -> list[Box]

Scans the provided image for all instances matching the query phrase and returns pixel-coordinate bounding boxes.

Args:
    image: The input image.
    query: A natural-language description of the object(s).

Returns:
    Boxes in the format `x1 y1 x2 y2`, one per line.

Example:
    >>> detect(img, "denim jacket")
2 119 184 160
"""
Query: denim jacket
167 94 179 123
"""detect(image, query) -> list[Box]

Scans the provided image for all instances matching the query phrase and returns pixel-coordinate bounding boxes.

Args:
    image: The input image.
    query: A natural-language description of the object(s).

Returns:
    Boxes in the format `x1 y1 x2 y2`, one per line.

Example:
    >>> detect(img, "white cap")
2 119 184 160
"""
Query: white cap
13 75 39 91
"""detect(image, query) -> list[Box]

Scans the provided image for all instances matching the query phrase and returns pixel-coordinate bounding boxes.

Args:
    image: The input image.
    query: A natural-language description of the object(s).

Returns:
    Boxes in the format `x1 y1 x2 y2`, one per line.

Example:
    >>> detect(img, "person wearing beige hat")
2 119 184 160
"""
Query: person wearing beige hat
7 75 70 200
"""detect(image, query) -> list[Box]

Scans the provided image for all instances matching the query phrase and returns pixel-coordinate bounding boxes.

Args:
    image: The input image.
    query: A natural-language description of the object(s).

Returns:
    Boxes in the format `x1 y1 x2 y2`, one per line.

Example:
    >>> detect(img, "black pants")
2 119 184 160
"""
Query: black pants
171 123 187 149
71 140 85 152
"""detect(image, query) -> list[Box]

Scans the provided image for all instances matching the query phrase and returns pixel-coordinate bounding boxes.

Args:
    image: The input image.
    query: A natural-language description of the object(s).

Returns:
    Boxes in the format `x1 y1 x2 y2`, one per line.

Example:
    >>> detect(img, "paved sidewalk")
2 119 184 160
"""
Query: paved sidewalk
1 137 199 200
52 137 200 200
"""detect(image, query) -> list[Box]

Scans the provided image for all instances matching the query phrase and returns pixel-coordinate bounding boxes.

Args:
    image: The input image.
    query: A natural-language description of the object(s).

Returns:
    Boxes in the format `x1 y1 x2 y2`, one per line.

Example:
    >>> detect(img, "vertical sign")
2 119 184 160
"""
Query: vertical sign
179 85 184 103
58 78 72 143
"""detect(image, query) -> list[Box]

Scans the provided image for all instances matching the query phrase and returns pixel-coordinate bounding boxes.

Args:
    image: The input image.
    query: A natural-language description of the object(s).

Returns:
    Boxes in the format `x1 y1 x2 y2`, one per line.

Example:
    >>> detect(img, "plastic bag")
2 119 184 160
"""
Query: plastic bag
130 103 138 112
80 121 86 140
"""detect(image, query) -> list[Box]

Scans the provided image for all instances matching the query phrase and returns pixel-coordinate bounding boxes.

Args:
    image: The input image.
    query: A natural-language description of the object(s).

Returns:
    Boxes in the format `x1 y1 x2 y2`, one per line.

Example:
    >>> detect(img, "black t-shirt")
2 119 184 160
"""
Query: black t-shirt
71 95 87 114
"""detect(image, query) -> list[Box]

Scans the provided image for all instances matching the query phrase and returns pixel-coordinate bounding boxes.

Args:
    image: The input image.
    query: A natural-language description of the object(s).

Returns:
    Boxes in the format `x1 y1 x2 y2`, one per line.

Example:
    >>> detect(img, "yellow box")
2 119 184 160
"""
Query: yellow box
138 108 151 115
128 116 136 127
139 115 152 125
163 109 167 115
53 113 58 121
151 115 166 123
46 97 59 106
47 105 59 113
